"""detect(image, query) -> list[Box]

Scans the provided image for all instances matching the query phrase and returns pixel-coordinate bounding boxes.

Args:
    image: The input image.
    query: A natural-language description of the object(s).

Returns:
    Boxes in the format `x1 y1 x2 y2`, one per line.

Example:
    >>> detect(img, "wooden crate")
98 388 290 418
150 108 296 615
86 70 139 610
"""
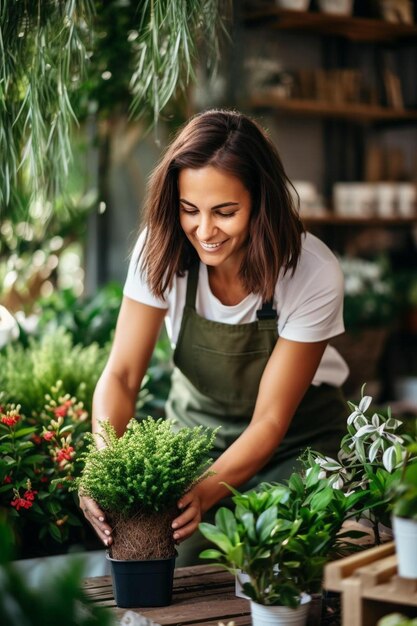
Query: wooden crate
324 542 417 626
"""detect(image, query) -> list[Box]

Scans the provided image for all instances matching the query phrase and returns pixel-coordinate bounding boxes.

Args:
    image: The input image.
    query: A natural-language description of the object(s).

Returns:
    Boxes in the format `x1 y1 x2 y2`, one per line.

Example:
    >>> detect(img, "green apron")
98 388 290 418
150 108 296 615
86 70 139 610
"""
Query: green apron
165 262 348 565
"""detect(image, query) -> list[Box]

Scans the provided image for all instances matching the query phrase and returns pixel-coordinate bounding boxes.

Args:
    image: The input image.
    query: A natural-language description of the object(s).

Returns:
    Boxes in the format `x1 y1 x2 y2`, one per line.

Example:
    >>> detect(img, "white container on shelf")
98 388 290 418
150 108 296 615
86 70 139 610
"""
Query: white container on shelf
333 182 375 217
397 183 416 218
375 182 397 218
275 0 310 10
317 0 353 14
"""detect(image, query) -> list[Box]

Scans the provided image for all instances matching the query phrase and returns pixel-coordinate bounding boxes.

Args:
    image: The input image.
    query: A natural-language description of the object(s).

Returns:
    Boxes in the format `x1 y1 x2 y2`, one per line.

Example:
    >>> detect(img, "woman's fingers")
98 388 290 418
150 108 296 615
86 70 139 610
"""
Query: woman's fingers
80 495 113 547
172 497 201 541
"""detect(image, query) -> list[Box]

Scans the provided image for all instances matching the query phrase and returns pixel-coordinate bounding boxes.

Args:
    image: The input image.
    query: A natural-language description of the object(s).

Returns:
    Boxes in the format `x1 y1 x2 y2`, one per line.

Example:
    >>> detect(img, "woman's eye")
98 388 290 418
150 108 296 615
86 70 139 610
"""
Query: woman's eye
217 212 235 218
181 208 198 215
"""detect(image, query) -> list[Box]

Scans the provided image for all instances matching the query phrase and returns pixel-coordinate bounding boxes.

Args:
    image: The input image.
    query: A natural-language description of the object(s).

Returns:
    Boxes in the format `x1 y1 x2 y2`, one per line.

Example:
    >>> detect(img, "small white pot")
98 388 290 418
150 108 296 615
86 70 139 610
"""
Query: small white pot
318 0 353 15
393 515 417 578
275 0 310 10
251 594 311 626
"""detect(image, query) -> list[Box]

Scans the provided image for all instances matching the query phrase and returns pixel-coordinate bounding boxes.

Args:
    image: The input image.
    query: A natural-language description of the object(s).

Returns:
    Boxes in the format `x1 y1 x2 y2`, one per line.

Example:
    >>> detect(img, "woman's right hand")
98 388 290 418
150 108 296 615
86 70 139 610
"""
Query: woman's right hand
79 494 113 547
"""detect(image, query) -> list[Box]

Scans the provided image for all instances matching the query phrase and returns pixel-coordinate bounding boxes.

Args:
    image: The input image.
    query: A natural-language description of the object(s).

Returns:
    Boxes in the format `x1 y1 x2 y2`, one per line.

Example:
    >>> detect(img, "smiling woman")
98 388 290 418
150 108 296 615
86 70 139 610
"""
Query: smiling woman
79 109 350 566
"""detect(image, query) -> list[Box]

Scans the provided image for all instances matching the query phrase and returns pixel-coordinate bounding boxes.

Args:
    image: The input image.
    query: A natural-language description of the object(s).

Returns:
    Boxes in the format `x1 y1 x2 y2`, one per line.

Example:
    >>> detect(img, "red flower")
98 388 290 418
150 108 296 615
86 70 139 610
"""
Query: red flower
1 414 21 427
31 434 42 445
56 446 75 464
24 489 38 501
54 400 73 418
43 431 55 441
40 476 49 483
3 475 12 484
11 497 32 510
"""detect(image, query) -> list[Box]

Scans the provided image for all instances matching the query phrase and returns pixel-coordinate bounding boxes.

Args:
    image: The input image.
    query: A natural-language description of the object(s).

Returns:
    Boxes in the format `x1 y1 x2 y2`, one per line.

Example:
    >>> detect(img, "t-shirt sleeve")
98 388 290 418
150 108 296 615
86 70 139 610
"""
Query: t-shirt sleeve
278 256 345 343
123 231 168 309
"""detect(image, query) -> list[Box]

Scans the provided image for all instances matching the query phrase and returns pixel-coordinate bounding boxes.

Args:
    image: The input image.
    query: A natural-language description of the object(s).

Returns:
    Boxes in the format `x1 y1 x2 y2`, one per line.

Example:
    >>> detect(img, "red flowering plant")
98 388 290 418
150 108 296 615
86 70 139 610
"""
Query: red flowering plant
0 380 90 556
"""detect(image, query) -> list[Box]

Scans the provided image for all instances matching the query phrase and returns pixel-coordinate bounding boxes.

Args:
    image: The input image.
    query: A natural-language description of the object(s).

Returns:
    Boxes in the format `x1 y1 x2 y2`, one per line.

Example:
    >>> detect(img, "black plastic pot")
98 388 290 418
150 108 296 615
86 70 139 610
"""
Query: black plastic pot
106 553 176 608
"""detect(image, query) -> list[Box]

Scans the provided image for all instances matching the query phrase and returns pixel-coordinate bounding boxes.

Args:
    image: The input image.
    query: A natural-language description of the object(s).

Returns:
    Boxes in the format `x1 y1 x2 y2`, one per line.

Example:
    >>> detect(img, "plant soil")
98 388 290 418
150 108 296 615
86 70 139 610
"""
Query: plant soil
107 506 178 560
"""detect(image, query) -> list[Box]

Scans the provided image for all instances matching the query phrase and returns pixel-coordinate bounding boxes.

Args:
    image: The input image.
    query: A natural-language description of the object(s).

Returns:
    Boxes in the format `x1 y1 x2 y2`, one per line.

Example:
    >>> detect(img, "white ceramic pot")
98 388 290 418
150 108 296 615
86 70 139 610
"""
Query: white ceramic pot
275 0 310 10
251 594 311 626
317 0 353 15
393 515 417 578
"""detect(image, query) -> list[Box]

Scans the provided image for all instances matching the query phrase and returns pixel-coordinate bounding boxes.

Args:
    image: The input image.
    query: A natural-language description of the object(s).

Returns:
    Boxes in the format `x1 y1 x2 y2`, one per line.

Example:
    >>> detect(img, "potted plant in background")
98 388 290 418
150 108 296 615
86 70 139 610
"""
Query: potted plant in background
306 390 417 545
199 464 366 626
75 417 216 608
389 442 417 579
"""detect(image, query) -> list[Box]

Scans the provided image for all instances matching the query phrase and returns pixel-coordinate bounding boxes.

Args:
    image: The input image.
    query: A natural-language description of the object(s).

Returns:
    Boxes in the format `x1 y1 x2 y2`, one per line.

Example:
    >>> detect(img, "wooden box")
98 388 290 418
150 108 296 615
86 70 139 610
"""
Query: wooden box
324 542 417 626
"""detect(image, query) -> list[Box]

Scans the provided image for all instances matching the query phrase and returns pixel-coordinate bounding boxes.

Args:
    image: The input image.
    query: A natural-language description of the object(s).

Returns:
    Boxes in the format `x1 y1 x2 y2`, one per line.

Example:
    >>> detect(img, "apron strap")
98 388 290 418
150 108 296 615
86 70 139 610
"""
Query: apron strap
185 262 199 309
186 261 277 322
256 300 277 321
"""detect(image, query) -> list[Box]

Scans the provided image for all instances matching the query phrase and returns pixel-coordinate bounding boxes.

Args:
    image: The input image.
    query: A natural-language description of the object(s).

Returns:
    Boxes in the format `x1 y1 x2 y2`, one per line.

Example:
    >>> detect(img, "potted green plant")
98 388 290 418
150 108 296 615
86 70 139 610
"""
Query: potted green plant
75 416 216 608
305 390 417 545
199 464 365 626
389 443 417 579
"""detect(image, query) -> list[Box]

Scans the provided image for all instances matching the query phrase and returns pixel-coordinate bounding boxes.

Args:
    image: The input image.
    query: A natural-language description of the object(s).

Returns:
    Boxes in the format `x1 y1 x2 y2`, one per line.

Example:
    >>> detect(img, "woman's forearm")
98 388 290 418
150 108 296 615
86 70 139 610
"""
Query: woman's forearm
92 369 140 439
197 416 289 512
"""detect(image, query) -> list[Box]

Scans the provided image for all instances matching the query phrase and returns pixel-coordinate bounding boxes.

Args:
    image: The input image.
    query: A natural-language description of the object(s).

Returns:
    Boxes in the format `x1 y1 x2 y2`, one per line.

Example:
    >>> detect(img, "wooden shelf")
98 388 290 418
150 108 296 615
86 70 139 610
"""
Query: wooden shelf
303 215 417 225
243 6 417 42
248 95 417 123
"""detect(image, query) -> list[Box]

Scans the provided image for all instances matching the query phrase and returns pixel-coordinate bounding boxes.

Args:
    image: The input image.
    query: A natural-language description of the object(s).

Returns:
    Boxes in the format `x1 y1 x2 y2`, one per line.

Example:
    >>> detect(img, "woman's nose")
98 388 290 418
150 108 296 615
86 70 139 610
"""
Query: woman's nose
196 215 216 240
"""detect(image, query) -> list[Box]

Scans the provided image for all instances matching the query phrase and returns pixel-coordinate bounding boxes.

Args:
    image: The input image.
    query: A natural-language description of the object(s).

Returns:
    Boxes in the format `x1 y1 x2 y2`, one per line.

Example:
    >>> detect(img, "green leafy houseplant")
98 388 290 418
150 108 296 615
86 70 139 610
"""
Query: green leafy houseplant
75 417 216 561
305 391 417 545
0 381 91 557
199 463 366 609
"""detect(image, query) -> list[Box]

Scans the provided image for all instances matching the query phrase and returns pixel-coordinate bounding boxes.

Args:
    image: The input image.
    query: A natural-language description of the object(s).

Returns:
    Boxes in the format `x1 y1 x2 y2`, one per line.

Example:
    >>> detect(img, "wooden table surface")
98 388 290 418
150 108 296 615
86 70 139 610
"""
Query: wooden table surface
83 564 252 625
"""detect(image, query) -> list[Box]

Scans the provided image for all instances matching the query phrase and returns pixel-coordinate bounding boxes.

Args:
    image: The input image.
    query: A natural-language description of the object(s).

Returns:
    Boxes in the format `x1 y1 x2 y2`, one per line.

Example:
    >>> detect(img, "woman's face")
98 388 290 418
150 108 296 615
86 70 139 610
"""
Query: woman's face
178 166 252 272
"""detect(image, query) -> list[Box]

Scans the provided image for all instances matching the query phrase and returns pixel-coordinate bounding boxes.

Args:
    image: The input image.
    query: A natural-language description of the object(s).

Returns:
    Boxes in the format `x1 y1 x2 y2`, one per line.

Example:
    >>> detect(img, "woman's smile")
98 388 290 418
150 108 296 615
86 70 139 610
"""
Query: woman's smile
178 166 252 272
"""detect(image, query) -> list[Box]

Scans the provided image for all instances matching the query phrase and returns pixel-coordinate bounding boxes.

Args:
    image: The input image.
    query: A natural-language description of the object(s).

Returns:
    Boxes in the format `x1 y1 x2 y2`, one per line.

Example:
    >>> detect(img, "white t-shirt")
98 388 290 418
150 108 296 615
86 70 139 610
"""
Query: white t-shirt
124 230 349 387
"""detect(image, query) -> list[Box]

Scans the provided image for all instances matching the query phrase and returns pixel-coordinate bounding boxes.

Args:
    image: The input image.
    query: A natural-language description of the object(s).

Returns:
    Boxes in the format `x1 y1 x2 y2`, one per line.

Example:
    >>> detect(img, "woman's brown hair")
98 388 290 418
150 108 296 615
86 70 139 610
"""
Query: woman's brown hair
139 109 304 301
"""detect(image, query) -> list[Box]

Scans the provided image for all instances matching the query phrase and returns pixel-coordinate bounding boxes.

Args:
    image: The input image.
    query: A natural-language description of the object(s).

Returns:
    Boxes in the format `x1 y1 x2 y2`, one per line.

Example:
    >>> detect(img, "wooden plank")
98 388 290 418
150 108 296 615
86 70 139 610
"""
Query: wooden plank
356 554 398 587
324 543 395 591
110 594 251 625
242 5 417 42
247 95 417 122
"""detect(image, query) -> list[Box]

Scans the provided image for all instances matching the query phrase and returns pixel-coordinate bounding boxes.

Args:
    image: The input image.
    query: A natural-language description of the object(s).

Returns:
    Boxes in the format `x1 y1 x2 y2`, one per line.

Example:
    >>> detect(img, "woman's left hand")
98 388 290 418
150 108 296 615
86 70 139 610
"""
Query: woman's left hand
172 488 203 542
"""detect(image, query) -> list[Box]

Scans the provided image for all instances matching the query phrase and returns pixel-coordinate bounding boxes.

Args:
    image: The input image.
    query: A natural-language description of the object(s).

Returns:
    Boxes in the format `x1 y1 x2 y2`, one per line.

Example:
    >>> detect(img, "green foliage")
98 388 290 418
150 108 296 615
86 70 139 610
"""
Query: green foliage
0 516 115 626
305 392 417 541
339 256 396 331
0 328 108 415
199 464 366 607
30 283 123 348
378 614 417 626
0 381 91 556
75 417 216 515
1 0 230 210
0 0 94 209
389 443 417 521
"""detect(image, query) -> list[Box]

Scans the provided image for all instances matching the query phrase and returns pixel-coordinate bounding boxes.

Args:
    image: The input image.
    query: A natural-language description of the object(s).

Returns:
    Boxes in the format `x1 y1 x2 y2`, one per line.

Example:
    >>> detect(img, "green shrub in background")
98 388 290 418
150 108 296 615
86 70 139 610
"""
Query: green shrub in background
13 284 173 419
0 328 108 416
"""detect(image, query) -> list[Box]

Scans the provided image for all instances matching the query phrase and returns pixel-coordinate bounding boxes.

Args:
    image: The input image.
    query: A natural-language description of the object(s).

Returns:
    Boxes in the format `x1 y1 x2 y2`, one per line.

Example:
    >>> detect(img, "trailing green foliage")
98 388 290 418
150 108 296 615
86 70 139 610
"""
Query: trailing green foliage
0 0 94 209
0 516 114 626
0 0 230 210
0 328 108 415
75 417 216 515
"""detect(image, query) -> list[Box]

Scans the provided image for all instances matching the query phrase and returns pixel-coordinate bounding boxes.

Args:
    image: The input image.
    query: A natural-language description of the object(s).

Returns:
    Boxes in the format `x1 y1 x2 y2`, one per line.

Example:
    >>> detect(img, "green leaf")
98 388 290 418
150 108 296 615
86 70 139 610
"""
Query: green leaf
256 506 278 543
199 548 224 560
214 507 238 541
198 523 232 554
